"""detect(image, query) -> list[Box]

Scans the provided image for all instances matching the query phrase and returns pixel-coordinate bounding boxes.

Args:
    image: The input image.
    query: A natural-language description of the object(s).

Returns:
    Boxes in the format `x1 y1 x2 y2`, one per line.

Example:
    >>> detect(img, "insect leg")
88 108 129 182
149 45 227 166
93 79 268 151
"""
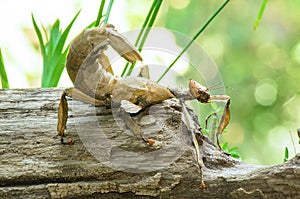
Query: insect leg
180 100 206 189
57 88 110 145
108 29 143 63
204 112 218 143
119 108 155 146
64 88 110 107
57 90 74 145
210 95 231 150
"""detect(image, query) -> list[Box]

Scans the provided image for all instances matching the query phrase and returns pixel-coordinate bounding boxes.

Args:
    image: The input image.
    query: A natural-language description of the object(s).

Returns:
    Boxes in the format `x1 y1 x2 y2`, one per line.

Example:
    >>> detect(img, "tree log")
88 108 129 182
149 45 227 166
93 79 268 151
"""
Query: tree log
0 88 299 199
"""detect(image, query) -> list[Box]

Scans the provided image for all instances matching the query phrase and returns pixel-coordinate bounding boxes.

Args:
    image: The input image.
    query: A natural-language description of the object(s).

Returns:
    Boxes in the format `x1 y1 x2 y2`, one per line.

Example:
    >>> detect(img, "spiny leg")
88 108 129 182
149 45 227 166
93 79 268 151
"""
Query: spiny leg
204 112 218 143
57 88 110 145
188 80 231 152
180 100 206 189
59 32 143 145
57 91 74 145
119 107 155 146
210 95 231 150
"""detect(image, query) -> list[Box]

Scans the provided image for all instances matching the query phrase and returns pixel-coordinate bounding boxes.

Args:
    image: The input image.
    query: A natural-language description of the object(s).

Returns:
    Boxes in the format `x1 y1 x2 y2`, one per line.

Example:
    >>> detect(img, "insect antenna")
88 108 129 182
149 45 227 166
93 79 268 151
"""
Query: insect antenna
224 85 239 96
207 82 223 90
208 82 239 96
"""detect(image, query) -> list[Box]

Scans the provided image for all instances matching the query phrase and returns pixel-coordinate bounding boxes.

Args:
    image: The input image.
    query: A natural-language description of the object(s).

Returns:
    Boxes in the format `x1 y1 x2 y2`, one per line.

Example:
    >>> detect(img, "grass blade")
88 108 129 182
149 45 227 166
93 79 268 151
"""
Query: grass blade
134 0 158 47
136 0 163 51
157 0 231 82
47 10 81 86
31 14 45 57
0 48 9 88
32 14 48 82
48 49 69 86
124 0 163 77
283 147 289 162
254 0 268 30
95 0 106 27
121 0 159 77
33 11 80 87
87 20 97 29
53 11 80 67
104 0 114 24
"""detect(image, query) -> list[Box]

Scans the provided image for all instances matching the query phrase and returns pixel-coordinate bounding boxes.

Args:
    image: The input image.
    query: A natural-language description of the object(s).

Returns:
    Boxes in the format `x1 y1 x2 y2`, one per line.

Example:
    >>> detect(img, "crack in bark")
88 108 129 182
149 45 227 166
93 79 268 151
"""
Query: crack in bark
0 88 299 198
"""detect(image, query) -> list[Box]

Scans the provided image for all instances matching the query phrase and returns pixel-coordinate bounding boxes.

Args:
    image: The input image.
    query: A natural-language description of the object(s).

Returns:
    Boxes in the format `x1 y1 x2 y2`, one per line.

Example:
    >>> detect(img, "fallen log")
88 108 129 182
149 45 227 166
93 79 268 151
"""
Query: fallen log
0 88 299 198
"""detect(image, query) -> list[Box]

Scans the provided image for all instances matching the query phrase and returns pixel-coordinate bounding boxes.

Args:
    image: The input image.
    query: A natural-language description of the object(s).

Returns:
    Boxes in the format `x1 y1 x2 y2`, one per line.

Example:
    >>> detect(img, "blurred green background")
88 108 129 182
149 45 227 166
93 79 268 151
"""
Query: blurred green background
154 0 300 165
0 0 299 165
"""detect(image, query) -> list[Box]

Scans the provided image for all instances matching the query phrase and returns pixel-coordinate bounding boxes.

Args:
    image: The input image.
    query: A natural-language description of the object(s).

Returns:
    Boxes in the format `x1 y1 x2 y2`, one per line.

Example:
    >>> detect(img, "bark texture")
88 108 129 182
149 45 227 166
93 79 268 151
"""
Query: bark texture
0 88 299 199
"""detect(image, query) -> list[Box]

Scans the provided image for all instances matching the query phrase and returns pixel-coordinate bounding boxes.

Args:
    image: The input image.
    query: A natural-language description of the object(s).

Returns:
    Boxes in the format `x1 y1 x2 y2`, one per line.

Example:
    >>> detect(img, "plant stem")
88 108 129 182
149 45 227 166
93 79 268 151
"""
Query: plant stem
254 0 268 30
157 0 230 83
0 48 9 88
95 0 106 27
121 0 163 77
104 0 114 24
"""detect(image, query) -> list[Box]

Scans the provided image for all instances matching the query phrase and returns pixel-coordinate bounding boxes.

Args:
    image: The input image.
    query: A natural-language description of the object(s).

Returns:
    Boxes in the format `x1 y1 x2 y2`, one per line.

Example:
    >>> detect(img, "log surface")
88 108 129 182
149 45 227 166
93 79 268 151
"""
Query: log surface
0 88 299 199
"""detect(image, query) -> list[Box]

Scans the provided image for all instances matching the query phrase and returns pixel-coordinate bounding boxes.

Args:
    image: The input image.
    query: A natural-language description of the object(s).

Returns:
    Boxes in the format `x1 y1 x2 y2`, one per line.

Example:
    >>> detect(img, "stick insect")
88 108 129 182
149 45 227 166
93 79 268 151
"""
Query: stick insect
57 24 231 187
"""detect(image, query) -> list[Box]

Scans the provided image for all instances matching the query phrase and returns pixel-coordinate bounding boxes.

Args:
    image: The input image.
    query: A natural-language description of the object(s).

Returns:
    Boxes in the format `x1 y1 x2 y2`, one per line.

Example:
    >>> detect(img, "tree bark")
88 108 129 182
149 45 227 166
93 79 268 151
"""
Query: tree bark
0 88 299 199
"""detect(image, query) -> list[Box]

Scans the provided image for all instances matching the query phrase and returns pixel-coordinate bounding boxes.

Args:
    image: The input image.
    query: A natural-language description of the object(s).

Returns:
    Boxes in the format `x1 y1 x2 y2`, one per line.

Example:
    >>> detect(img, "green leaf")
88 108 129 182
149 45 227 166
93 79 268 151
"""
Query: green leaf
87 20 97 29
221 142 241 159
32 14 49 83
210 102 219 112
32 11 80 87
95 0 106 27
221 142 228 150
31 14 45 57
228 146 239 153
104 0 114 24
0 48 9 88
254 0 268 30
124 0 163 77
46 48 69 87
202 128 210 134
230 152 240 159
47 10 81 86
283 147 289 162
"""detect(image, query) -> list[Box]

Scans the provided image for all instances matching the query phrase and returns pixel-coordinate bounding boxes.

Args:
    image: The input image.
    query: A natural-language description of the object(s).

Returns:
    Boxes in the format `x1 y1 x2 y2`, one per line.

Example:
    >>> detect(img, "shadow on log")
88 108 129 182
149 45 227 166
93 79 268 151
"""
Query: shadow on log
0 88 299 198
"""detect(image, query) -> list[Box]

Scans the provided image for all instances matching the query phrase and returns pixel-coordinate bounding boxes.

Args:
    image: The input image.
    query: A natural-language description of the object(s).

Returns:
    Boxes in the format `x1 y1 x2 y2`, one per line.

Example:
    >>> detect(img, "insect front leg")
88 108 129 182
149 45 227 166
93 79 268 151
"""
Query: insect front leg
57 88 110 145
189 80 231 151
119 107 156 147
210 95 231 150
57 90 74 145
180 100 206 189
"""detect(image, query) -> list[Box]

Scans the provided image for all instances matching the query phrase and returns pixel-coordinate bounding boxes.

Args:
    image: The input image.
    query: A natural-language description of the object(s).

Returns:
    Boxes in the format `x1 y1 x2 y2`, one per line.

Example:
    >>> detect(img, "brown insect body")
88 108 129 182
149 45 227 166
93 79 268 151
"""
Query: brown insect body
65 24 173 105
58 24 232 189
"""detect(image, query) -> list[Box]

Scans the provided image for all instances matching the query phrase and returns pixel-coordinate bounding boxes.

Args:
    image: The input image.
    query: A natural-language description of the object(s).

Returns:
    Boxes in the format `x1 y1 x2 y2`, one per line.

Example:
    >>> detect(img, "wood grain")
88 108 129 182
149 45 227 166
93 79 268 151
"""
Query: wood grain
0 88 299 198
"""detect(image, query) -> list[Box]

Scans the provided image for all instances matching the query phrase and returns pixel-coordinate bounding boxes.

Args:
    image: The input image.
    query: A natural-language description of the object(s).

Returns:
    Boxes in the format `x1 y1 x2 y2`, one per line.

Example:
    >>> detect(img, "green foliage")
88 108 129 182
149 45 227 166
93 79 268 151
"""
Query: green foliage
221 142 241 159
10 1 297 165
32 11 80 88
95 0 106 27
161 1 300 165
121 0 163 77
202 128 210 135
0 48 9 88
210 102 224 115
283 147 289 162
254 0 268 30
104 0 114 24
